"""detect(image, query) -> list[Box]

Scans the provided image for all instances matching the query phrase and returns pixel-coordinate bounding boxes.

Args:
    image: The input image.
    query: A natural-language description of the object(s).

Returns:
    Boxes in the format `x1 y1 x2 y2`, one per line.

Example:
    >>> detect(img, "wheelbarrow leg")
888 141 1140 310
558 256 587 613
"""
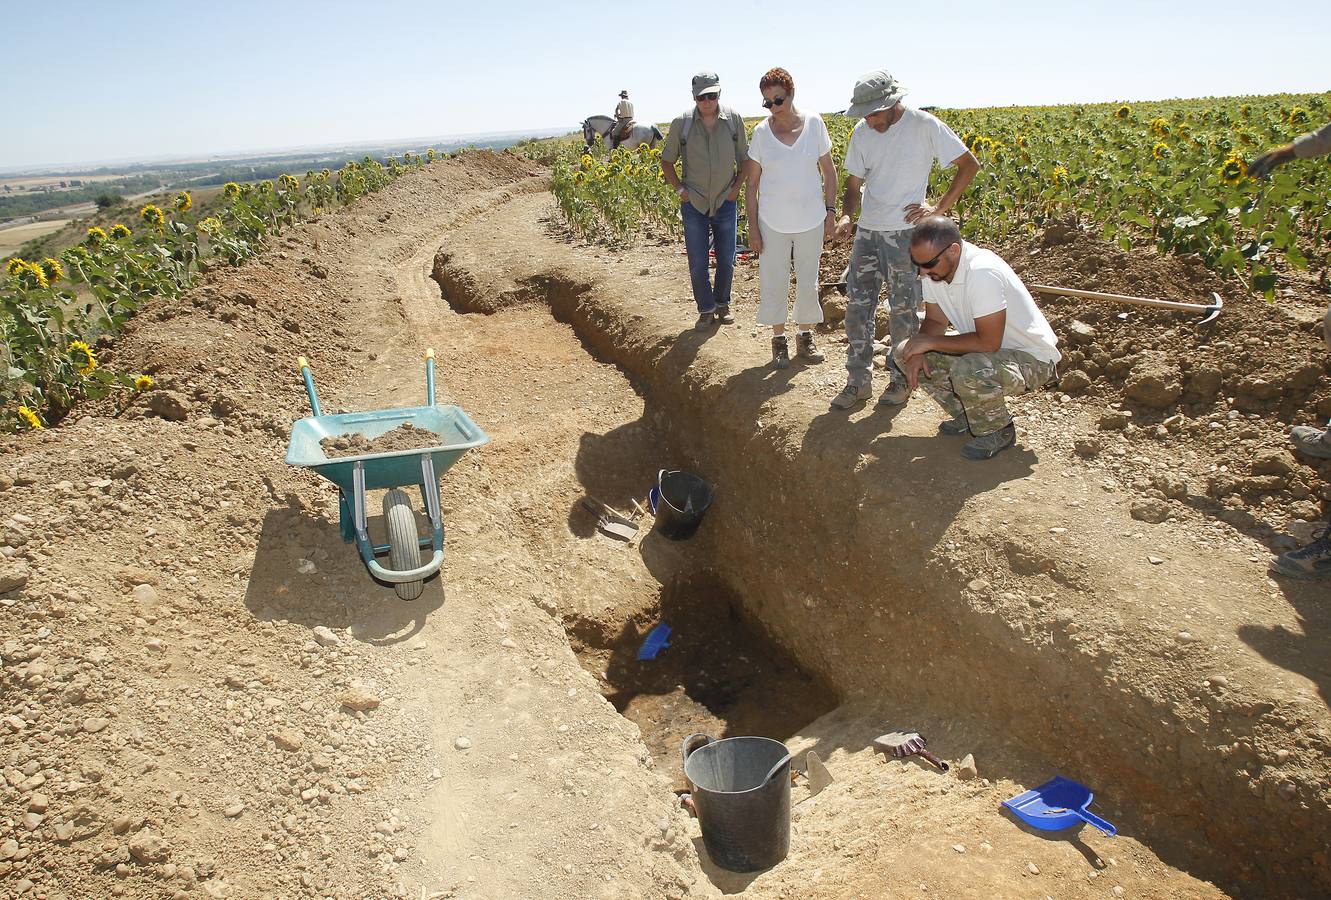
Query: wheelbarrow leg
338 491 355 544
419 456 446 556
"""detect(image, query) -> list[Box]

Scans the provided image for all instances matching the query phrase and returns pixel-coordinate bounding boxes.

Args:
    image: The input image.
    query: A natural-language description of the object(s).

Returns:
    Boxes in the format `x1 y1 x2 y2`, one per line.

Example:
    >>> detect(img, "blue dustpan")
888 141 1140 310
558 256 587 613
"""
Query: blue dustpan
1003 776 1116 837
637 623 672 661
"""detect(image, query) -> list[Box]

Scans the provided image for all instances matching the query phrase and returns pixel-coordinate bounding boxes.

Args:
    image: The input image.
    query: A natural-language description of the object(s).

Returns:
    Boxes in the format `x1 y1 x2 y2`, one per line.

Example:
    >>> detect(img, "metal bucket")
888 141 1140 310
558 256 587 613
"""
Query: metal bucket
649 469 714 541
682 733 791 872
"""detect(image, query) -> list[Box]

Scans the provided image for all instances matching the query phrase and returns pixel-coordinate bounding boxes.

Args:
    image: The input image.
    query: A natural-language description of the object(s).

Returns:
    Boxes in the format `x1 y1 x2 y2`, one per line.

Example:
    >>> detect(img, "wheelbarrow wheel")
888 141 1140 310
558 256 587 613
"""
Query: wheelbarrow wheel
382 489 424 600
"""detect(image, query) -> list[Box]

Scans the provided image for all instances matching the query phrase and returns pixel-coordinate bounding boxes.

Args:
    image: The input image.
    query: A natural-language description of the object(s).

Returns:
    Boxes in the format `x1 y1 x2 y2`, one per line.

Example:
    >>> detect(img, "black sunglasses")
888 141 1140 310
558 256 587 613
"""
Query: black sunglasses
761 95 788 109
911 244 951 270
696 92 719 101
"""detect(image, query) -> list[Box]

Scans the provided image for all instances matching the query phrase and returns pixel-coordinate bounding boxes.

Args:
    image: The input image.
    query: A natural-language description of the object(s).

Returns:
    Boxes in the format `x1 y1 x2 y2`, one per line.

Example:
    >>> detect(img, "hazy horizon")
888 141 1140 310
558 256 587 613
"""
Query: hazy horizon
5 0 1327 172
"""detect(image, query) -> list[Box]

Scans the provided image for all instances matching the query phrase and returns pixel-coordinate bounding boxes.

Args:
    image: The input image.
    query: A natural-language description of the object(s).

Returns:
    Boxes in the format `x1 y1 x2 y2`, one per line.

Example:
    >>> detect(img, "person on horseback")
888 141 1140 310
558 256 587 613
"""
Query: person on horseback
612 90 635 150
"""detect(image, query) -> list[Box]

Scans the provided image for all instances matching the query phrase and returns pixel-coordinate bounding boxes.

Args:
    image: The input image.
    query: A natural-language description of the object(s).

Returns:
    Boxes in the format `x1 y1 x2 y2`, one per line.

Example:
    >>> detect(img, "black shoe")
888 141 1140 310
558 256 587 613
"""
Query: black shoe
1270 530 1331 578
715 304 735 324
961 422 1016 459
938 416 969 436
694 312 715 331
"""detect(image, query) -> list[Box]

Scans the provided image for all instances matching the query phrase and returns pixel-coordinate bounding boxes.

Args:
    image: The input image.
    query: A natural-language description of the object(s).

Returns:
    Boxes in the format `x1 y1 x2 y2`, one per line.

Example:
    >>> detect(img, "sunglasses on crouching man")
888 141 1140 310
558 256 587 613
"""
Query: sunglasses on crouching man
910 244 952 271
761 96 787 109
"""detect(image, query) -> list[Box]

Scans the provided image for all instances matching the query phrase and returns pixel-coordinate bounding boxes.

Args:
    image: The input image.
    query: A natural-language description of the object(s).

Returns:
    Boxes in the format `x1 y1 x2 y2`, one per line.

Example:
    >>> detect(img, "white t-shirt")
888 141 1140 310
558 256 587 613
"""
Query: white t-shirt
922 242 1062 365
747 112 834 233
844 107 968 233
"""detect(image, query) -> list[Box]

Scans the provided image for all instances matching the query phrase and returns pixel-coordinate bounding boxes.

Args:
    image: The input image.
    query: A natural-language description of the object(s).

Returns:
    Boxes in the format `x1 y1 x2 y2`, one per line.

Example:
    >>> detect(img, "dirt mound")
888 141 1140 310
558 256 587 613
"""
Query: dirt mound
321 423 439 458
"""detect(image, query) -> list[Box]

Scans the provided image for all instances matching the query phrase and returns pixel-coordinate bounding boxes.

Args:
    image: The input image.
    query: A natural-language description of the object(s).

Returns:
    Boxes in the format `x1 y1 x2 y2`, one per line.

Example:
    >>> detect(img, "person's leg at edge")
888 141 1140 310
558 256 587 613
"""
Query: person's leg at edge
756 220 794 367
833 229 886 407
681 202 715 321
879 229 923 404
712 200 738 321
948 350 1055 458
792 223 825 361
892 345 967 423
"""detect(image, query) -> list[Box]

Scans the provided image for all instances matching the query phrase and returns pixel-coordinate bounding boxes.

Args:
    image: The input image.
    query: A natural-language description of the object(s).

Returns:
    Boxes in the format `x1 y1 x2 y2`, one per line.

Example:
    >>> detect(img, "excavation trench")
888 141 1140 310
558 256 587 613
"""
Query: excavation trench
430 243 1320 897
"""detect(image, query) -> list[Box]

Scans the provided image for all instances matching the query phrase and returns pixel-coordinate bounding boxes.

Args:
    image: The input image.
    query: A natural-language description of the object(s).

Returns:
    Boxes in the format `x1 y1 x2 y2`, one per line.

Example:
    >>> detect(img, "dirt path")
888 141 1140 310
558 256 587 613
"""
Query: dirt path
1 154 1324 899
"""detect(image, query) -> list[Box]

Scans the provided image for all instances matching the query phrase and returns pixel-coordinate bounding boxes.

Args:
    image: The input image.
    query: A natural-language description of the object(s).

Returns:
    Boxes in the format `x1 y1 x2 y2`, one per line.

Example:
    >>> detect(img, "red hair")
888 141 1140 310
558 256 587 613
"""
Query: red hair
759 68 794 94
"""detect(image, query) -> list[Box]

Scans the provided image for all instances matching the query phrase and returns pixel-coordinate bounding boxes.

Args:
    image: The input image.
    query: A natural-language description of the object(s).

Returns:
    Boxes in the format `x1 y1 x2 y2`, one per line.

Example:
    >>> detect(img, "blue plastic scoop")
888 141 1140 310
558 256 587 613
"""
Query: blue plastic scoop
1002 776 1117 837
637 623 672 661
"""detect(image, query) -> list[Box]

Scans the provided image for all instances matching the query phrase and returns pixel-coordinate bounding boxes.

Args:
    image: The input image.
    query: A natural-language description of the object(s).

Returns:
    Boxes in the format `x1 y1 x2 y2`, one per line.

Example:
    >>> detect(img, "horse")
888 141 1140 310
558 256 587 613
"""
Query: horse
581 115 663 152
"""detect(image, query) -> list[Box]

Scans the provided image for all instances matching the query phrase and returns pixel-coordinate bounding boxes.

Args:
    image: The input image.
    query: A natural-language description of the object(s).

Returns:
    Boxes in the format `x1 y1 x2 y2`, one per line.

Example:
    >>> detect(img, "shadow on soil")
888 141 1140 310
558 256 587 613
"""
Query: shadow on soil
1239 575 1331 710
244 507 442 645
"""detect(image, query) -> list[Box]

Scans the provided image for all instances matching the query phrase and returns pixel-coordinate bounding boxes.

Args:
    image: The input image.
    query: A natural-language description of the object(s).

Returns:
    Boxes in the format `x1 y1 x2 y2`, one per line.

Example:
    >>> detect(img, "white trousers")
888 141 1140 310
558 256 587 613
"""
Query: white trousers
756 219 825 327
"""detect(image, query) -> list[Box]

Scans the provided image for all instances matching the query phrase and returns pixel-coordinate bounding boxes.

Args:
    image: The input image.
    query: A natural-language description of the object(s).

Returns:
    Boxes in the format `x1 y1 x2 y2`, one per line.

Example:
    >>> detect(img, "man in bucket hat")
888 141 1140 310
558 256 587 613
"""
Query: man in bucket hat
830 70 979 410
661 72 749 331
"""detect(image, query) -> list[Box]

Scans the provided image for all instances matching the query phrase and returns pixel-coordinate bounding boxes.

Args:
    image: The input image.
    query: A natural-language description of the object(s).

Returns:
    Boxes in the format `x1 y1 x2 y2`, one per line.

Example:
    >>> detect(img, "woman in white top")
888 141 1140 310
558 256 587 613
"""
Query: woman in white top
743 68 837 369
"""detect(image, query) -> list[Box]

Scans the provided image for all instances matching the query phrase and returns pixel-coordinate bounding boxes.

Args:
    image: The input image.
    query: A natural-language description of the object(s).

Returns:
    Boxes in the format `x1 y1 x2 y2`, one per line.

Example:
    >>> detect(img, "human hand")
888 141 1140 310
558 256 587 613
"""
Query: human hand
902 351 931 392
726 184 742 202
1247 146 1294 180
904 202 937 224
749 231 764 256
677 187 690 203
834 216 854 244
823 212 836 243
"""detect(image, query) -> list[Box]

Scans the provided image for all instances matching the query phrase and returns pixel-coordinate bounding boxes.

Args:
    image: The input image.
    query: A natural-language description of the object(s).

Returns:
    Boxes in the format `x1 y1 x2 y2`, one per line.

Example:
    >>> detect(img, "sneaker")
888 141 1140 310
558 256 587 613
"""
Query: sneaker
770 335 790 369
961 422 1016 459
830 380 873 410
1269 529 1331 578
715 304 735 324
694 312 715 332
938 416 969 436
1290 425 1331 460
796 331 825 363
876 374 911 407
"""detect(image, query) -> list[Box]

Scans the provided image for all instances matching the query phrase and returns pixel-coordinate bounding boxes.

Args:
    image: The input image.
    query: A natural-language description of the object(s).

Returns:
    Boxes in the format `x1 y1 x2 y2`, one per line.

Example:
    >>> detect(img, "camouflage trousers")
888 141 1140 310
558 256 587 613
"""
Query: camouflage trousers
845 227 921 387
893 346 1057 436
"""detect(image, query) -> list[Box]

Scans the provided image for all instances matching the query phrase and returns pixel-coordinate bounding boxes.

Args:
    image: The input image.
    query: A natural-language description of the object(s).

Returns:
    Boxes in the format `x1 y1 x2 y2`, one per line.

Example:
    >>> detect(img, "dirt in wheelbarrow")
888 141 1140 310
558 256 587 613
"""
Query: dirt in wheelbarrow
320 422 440 458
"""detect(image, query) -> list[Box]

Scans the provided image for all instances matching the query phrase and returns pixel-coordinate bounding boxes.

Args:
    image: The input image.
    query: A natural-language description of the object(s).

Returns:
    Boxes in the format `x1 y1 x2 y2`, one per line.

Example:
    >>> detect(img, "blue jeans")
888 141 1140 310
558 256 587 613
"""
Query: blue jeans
681 200 736 314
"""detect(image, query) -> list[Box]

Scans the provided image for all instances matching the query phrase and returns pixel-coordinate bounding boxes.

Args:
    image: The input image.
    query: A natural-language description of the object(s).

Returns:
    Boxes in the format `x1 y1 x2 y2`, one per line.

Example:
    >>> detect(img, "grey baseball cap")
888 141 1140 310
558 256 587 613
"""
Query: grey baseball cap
845 69 908 118
691 72 721 98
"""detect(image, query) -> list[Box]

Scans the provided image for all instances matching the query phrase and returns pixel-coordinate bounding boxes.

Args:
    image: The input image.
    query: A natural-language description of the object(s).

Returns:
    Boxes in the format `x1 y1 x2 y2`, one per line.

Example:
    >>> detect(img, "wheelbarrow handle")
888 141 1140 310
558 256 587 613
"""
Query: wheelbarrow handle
297 355 321 417
365 550 444 584
425 348 437 406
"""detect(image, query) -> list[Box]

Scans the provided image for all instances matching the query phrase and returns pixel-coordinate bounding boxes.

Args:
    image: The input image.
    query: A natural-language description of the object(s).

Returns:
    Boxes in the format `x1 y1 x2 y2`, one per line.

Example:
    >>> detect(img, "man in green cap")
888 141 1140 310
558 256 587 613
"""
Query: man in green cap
660 71 749 331
830 69 980 410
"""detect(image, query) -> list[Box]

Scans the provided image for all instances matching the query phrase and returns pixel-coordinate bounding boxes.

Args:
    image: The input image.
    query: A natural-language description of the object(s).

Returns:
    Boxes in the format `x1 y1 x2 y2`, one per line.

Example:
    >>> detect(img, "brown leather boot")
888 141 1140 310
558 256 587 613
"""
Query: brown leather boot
796 331 824 362
770 335 791 369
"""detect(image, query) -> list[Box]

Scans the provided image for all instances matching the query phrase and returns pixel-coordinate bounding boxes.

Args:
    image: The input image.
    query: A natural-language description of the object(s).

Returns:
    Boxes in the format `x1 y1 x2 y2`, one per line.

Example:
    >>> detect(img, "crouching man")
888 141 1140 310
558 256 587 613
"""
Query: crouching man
894 216 1060 460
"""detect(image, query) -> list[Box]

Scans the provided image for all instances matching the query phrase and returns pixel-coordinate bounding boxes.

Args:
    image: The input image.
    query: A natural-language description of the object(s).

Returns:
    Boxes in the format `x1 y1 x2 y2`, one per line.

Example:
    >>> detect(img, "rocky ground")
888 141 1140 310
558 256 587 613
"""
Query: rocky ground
2 152 1328 899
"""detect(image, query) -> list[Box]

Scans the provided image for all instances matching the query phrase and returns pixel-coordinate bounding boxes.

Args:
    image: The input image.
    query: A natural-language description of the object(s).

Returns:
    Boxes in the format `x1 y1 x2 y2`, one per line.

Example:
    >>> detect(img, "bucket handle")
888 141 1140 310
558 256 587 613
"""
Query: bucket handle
681 732 713 780
763 751 793 786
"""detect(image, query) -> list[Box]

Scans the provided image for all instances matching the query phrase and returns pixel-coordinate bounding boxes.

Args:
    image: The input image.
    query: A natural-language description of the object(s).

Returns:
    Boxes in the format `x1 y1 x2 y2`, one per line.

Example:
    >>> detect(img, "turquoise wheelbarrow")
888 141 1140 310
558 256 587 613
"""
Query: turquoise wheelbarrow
284 349 489 599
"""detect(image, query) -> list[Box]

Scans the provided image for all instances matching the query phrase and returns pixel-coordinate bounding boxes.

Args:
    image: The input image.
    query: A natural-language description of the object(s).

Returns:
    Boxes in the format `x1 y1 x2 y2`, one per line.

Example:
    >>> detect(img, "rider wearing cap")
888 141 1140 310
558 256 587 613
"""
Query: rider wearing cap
612 90 634 149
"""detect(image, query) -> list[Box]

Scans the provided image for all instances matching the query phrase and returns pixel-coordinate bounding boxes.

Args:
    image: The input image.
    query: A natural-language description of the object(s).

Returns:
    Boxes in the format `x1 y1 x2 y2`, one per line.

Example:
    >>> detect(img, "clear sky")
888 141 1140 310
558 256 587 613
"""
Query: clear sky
3 0 1328 171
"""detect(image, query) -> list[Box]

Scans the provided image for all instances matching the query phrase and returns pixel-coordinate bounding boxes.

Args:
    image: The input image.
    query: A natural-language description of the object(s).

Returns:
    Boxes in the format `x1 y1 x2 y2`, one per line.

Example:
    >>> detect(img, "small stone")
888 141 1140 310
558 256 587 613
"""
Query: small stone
0 560 32 594
128 829 171 863
296 559 317 575
1129 499 1170 524
1177 631 1197 644
1275 749 1291 765
0 839 18 860
1113 887 1125 897
21 812 42 830
1067 320 1097 345
82 717 110 734
53 821 75 841
953 843 967 853
967 578 989 591
1277 782 1298 800
223 803 245 818
27 793 48 813
112 815 134 834
1027 862 1040 875
312 626 340 647
1060 370 1092 395
1147 555 1165 565
1073 437 1103 458
1207 675 1229 689
393 847 409 862
145 390 192 421
500 637 517 649
955 754 977 781
270 728 304 751
131 583 159 605
340 689 381 712
1251 450 1293 477
454 736 472 750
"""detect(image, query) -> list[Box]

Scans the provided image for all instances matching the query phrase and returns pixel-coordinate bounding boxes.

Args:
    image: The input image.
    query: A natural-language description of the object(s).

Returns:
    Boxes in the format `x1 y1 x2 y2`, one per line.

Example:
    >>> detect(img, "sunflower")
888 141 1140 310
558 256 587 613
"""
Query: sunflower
198 216 222 235
573 171 586 184
17 406 42 430
223 181 241 199
1051 165 1070 188
174 191 192 212
110 223 132 240
68 339 97 375
62 245 92 265
1148 117 1169 136
1219 154 1247 186
1115 104 1131 119
580 154 595 169
1152 142 1169 161
5 258 26 277
134 374 154 392
279 173 299 192
1289 107 1310 128
321 168 331 179
1237 131 1255 146
427 148 437 161
15 261 48 290
87 226 109 245
40 257 63 284
650 147 662 159
140 204 165 228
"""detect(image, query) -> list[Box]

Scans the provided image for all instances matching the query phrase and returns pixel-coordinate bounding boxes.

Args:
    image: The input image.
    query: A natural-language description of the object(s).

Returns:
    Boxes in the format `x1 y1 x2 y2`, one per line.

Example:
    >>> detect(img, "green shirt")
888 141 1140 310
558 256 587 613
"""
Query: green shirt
661 106 749 217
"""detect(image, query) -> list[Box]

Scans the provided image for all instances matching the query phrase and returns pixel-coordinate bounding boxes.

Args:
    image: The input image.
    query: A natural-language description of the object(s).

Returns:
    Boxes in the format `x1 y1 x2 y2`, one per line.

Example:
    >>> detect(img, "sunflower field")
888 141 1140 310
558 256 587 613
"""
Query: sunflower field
2 152 437 431
541 93 1329 295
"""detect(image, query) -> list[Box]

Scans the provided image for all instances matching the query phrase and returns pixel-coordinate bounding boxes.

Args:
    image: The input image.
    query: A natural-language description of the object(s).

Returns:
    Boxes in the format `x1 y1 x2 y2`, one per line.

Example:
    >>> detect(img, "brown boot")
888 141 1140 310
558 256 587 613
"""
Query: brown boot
770 335 791 369
795 331 824 363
